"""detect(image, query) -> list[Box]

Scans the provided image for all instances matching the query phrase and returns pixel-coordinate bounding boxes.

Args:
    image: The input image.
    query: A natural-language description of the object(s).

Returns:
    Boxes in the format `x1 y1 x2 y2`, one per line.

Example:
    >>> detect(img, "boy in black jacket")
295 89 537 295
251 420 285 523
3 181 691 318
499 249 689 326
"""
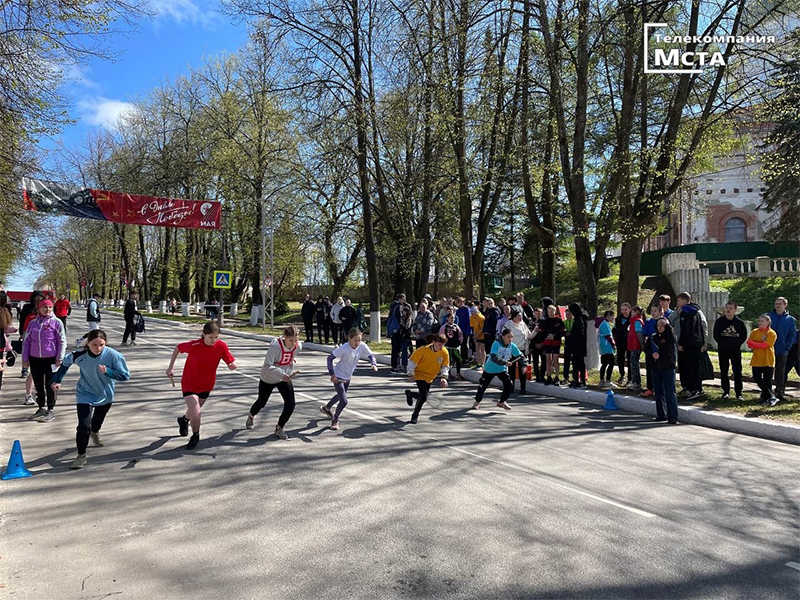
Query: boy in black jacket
712 301 748 401
301 294 316 342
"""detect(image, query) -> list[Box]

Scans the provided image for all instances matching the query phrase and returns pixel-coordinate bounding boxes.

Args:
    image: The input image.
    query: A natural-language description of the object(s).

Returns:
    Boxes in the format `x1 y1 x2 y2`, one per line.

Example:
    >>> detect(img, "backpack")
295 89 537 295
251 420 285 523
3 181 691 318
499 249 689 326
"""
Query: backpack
133 314 145 334
387 304 400 336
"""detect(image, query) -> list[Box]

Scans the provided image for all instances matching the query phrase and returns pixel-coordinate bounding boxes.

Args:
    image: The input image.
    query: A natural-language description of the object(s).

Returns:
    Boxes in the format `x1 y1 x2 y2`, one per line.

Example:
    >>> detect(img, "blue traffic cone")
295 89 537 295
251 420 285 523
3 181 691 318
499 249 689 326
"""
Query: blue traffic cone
603 390 619 411
1 440 32 480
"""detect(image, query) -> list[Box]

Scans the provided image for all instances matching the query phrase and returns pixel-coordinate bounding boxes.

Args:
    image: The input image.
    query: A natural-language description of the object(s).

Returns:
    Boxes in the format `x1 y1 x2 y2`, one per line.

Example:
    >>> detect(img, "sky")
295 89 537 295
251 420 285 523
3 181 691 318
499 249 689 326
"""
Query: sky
6 0 250 291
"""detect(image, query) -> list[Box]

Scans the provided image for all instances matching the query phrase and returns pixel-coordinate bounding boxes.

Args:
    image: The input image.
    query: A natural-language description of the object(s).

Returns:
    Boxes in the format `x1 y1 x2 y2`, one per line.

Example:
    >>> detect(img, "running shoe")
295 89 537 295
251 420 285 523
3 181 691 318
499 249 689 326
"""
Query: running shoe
409 416 418 424
687 390 704 401
654 416 667 422
20 368 28 378
275 426 288 440
70 454 88 470
24 394 36 405
187 433 200 449
616 376 624 385
320 405 334 419
405 390 413 407
28 408 47 421
721 393 730 400
472 401 481 410
628 384 642 393
678 389 691 398
177 415 189 437
496 401 511 410
769 397 781 407
90 432 104 447
330 420 339 431
39 410 55 422
668 419 678 424
245 415 254 429
735 395 745 402
641 389 654 397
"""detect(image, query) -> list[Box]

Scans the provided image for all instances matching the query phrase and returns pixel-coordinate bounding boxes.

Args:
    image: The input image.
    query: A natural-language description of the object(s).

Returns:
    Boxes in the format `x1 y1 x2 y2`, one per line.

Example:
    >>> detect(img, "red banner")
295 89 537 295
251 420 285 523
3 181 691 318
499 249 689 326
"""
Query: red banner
22 178 222 230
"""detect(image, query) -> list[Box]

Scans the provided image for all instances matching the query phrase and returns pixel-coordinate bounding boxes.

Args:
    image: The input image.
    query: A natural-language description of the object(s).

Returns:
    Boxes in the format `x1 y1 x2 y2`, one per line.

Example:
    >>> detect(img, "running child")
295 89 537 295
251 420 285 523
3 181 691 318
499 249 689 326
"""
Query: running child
246 326 302 439
166 321 238 450
473 327 520 411
51 330 130 469
404 333 450 424
321 328 378 430
747 314 778 406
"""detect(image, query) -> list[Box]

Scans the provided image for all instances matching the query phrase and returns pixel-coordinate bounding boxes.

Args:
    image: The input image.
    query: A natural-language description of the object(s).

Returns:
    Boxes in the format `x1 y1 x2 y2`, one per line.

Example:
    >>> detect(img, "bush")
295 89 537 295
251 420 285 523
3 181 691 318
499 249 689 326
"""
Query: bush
710 276 800 322
274 297 289 315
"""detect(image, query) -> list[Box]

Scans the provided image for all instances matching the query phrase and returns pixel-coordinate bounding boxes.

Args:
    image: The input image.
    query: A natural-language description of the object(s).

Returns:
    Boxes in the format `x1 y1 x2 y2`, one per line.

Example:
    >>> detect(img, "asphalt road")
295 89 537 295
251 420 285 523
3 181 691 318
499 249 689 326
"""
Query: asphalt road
1 313 798 600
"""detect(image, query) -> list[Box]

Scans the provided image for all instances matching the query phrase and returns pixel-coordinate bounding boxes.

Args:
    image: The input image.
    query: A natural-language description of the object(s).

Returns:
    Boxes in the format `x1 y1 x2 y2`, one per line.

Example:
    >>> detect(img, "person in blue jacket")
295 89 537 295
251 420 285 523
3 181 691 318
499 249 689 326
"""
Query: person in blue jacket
768 296 797 402
455 297 472 365
52 329 130 470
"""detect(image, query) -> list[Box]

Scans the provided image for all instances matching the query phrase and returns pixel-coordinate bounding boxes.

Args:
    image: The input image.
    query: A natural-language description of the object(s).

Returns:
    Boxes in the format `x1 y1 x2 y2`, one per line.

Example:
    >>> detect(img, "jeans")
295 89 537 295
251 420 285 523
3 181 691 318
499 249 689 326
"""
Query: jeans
718 348 743 396
76 403 112 454
303 319 314 342
330 323 341 345
629 351 642 387
652 368 678 421
390 332 405 369
774 354 788 399
752 366 774 401
249 379 296 428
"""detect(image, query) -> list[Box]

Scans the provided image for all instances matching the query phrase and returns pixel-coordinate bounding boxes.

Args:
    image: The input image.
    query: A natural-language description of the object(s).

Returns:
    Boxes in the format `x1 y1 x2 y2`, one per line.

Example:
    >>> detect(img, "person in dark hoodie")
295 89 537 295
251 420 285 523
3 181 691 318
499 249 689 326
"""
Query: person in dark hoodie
122 291 141 346
650 317 678 424
567 302 588 388
676 292 708 400
713 301 748 401
612 302 631 385
301 294 316 342
768 296 797 402
482 298 502 345
315 296 331 344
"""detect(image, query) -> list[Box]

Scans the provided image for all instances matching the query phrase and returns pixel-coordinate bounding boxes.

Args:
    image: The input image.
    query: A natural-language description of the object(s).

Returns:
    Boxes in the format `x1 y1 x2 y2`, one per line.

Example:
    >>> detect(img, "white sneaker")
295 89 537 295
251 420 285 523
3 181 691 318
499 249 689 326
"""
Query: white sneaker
90 432 104 447
70 454 88 469
274 426 288 440
24 394 36 405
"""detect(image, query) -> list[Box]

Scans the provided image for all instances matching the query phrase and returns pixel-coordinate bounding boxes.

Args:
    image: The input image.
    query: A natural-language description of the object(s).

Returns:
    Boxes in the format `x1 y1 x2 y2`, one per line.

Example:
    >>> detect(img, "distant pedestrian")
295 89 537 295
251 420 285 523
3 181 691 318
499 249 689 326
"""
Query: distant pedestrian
439 308 464 380
315 296 331 344
676 292 708 400
713 301 748 401
613 303 632 386
541 304 565 385
566 303 588 388
768 297 796 403
55 293 71 333
122 291 141 346
650 318 678 424
412 300 436 350
388 293 411 373
597 310 616 388
301 294 316 342
339 297 357 338
330 296 344 345
747 314 778 406
469 303 486 369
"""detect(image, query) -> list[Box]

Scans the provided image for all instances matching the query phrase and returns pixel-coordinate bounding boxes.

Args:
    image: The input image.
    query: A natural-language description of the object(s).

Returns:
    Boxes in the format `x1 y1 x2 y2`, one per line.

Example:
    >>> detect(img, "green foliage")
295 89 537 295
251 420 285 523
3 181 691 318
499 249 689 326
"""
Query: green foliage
709 277 800 323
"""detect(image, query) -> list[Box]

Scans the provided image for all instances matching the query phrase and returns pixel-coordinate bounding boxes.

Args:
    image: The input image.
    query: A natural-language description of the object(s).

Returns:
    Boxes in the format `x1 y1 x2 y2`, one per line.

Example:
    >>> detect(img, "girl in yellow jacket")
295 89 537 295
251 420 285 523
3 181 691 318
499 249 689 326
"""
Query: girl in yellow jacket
404 333 450 424
746 314 778 406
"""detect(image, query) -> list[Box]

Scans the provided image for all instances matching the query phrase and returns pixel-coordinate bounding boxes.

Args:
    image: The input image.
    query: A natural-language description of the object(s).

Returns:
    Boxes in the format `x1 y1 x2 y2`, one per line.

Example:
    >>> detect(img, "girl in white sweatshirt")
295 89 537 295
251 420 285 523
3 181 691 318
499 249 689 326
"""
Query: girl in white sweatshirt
245 326 302 440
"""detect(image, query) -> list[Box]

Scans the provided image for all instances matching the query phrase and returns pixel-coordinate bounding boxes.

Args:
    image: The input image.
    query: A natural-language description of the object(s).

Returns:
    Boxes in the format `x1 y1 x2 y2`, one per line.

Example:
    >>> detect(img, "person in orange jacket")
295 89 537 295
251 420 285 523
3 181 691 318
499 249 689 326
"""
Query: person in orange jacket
746 314 778 407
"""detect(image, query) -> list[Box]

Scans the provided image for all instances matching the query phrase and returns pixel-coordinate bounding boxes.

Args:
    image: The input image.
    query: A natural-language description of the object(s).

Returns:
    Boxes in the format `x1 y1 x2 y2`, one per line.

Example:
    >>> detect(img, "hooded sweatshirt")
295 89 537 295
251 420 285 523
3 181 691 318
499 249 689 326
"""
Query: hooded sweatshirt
678 303 708 348
767 309 797 357
713 315 748 352
567 303 588 357
22 315 66 362
52 346 130 406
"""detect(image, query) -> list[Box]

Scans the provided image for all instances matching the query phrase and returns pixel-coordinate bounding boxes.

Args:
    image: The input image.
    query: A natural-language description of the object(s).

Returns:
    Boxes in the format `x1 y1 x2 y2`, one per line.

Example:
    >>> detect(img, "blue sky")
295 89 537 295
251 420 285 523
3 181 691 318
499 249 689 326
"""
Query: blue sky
7 0 249 291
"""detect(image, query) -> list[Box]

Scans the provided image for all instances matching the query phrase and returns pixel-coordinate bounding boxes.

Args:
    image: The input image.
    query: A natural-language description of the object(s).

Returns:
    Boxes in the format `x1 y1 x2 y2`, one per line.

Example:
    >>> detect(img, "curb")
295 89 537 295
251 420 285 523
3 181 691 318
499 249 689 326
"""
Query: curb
101 310 191 328
114 317 800 446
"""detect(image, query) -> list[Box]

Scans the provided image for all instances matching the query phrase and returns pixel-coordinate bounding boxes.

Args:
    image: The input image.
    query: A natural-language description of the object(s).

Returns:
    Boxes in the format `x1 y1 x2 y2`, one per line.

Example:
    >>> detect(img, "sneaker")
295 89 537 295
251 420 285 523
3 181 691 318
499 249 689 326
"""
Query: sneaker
320 405 334 419
472 401 481 410
628 384 642 393
39 410 55 422
70 454 88 469
245 415 254 429
90 432 104 447
24 393 36 405
20 368 28 378
177 416 189 437
668 419 678 424
405 390 413 407
330 420 339 431
608 381 619 388
769 397 781 407
544 378 552 386
641 389 654 397
568 381 579 388
409 416 418 424
654 416 667 422
759 397 770 405
275 426 288 440
535 378 545 384
678 389 691 398
28 408 47 420
131 341 137 346
721 393 730 400
687 391 704 401
553 378 561 386
75 337 84 349
496 401 511 410
736 395 745 402
120 341 128 347
187 433 200 450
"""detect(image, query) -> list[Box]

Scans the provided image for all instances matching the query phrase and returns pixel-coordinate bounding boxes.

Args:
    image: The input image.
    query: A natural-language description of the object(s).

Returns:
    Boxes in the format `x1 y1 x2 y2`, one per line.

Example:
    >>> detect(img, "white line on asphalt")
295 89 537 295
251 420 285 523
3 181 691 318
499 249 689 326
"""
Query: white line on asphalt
105 319 657 518
786 562 800 571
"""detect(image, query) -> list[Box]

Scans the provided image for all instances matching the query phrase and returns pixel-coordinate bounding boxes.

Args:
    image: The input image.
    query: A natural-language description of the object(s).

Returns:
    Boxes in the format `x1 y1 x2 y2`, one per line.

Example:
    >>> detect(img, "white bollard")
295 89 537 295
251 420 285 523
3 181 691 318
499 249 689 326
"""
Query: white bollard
181 302 190 317
159 301 167 313
249 305 263 326
230 302 238 317
370 311 381 343
586 325 600 370
145 300 153 314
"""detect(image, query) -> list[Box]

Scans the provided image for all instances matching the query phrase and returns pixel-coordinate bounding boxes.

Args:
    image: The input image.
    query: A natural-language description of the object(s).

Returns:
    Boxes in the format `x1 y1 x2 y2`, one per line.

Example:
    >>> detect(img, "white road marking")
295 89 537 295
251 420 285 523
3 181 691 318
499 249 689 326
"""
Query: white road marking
106 318 658 518
786 561 800 571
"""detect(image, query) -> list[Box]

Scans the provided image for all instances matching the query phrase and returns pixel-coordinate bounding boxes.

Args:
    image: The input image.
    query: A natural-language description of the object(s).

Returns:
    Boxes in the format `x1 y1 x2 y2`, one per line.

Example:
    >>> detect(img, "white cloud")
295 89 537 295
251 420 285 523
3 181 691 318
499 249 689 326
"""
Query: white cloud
78 97 137 130
149 0 222 28
64 64 101 90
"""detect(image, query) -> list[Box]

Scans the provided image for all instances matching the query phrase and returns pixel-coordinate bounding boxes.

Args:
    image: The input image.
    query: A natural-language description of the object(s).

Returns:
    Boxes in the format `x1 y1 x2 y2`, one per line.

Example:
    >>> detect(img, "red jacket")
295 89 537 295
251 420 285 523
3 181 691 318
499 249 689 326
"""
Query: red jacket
54 299 71 318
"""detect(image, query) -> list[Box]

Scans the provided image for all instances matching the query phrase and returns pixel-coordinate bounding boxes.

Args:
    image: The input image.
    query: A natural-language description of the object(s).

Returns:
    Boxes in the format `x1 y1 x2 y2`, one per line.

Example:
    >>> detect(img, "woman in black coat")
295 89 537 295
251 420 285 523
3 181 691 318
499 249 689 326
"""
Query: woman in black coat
567 303 588 387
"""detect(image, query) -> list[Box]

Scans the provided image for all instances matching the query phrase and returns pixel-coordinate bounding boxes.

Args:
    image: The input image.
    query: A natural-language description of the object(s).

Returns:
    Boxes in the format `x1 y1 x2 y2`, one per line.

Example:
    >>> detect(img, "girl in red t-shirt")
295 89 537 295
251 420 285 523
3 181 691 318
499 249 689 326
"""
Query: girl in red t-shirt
165 322 238 449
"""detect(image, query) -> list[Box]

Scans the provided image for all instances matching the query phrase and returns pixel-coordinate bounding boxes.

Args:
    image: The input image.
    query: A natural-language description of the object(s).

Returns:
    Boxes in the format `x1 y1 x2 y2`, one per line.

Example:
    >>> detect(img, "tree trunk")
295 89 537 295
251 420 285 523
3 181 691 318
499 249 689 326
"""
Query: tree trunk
160 226 172 301
617 238 643 307
138 226 151 300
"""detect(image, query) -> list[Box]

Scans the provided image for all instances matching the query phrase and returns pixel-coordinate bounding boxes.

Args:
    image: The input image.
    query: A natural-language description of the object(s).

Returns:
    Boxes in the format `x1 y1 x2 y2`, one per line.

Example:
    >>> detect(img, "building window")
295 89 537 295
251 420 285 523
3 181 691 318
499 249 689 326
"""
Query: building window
747 188 753 193
720 188 726 194
724 218 747 243
733 188 739 193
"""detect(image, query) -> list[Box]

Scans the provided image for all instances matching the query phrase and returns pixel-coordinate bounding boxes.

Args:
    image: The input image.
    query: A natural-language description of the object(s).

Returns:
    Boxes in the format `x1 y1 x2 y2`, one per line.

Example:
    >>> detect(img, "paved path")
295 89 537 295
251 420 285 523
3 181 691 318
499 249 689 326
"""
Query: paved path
1 313 798 599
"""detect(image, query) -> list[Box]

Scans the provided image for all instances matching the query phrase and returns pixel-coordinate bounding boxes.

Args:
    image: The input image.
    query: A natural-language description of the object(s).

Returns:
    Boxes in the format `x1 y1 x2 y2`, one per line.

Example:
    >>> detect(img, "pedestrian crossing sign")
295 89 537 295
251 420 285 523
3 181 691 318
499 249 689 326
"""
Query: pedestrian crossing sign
213 270 232 289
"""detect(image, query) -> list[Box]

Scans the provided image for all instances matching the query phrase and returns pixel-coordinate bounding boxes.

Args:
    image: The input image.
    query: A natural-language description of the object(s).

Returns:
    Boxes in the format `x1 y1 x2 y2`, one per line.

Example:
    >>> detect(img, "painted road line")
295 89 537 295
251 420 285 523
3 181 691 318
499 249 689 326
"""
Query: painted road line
786 562 800 571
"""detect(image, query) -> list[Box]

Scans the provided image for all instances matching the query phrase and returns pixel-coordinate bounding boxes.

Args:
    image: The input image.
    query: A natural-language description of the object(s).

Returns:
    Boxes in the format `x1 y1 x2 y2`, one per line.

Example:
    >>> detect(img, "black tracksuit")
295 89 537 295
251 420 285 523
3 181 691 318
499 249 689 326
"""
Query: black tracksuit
713 315 748 397
301 300 316 342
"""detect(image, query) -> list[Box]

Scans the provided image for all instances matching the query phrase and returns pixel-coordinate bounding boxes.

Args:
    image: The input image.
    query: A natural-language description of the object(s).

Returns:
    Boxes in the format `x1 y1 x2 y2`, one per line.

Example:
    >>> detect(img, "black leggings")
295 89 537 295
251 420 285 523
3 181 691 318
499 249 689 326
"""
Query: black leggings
250 379 296 428
409 380 432 419
563 351 572 381
317 320 329 344
447 346 462 375
600 353 615 381
29 356 56 409
303 319 314 342
476 370 514 403
76 403 112 454
571 353 586 383
509 357 527 392
531 349 545 379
